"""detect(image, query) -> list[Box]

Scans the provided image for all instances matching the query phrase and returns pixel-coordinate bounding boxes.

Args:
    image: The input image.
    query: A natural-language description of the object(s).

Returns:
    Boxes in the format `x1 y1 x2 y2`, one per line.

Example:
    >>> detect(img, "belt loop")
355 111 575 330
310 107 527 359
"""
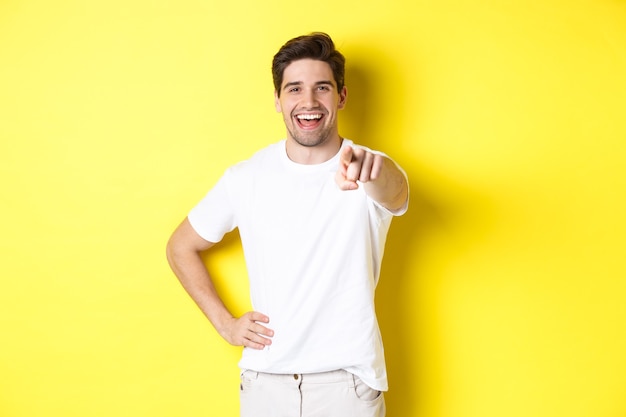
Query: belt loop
348 371 356 388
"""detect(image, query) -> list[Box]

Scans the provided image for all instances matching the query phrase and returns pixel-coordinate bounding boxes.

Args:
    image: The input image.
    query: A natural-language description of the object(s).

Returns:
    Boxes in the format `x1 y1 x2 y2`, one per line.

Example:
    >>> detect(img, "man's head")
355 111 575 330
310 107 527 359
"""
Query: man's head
272 32 345 97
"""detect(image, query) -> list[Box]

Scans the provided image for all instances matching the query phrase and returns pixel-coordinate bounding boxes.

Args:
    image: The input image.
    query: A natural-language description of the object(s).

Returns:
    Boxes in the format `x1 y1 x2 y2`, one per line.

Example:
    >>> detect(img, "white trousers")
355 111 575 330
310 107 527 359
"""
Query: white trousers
239 369 385 417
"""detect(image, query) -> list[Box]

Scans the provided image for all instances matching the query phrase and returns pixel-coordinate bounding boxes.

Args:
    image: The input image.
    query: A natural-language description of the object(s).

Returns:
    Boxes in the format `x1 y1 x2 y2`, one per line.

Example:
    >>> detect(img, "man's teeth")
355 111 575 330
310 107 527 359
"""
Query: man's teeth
296 114 322 120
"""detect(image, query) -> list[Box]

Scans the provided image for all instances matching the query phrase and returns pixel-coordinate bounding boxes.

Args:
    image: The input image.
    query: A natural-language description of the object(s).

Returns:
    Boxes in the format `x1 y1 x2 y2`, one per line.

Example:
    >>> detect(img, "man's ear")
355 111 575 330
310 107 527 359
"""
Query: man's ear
274 90 282 113
338 86 348 109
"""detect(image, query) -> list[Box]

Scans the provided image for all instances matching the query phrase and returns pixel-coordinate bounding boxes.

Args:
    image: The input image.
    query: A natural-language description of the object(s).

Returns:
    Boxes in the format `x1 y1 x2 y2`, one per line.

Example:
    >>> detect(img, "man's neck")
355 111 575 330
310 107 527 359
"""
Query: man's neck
285 136 343 165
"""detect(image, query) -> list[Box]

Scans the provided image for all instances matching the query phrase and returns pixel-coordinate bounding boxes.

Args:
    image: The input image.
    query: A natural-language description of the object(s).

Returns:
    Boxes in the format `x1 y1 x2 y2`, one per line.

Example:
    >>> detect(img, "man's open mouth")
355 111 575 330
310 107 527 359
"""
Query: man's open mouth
295 113 323 129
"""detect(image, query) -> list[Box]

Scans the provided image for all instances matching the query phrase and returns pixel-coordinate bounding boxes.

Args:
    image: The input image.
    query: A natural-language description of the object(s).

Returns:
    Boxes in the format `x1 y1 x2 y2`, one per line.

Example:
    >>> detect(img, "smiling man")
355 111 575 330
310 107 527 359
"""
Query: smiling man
276 58 345 153
166 33 408 417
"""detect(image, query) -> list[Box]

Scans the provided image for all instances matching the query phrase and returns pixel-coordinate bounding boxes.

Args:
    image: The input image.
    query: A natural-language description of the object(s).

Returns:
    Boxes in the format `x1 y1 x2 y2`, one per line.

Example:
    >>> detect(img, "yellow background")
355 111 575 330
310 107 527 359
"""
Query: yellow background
1 0 625 416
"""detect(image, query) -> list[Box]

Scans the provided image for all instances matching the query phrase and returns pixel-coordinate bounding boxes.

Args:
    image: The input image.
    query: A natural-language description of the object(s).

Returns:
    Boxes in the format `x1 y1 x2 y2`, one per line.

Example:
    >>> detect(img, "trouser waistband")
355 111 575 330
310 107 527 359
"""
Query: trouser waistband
241 369 356 386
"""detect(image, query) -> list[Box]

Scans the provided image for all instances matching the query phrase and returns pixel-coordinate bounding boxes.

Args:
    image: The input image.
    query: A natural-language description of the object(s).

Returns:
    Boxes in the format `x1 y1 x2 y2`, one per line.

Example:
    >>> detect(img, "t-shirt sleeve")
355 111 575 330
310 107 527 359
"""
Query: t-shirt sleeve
187 169 237 243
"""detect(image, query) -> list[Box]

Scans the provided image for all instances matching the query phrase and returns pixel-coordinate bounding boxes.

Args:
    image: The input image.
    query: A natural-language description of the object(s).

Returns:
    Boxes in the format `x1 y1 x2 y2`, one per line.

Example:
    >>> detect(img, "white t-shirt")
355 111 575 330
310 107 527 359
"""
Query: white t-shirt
188 139 407 391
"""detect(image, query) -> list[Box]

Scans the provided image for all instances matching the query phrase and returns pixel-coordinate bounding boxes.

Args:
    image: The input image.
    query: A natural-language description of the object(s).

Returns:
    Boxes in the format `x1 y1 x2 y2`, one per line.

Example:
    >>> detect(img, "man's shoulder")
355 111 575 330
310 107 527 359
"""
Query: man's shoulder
227 140 285 175
249 140 285 161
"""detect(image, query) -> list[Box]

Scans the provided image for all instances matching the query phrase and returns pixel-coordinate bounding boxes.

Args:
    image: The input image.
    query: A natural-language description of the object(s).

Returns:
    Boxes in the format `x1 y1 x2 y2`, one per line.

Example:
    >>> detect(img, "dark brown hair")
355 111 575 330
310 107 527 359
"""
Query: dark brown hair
272 32 345 97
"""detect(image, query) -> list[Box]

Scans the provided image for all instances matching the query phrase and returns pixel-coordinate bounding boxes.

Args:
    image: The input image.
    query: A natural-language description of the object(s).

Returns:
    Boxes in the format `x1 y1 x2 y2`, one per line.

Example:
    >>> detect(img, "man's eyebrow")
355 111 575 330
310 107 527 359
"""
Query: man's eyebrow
282 81 303 91
315 80 335 88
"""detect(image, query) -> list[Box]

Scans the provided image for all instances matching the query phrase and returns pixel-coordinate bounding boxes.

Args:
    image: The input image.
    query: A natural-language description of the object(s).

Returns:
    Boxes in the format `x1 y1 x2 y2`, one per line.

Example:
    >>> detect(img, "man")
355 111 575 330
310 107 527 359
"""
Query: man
166 32 408 417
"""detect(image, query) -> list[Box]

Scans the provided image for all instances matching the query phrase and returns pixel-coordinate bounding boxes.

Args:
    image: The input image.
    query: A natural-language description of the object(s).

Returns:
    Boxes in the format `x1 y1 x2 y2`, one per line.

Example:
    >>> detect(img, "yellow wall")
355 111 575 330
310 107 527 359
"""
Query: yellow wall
1 0 625 416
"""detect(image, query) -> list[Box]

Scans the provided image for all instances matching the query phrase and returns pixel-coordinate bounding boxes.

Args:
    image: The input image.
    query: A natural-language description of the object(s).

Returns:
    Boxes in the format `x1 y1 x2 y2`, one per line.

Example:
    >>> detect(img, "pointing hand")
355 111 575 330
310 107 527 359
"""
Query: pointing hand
335 145 384 190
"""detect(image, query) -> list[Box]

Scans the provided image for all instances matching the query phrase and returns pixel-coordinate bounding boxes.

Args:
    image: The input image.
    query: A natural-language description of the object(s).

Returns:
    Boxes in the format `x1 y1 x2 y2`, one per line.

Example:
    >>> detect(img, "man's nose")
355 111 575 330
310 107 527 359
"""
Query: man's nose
302 89 318 107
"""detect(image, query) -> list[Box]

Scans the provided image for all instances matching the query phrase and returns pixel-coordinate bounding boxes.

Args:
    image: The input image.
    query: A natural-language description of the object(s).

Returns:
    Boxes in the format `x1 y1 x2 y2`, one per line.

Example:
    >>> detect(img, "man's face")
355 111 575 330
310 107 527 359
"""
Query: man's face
275 59 347 148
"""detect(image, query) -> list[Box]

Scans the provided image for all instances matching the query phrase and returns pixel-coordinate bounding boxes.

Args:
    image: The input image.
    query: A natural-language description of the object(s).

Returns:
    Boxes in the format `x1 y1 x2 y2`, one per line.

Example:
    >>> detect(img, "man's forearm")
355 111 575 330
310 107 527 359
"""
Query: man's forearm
166 242 234 338
364 156 408 212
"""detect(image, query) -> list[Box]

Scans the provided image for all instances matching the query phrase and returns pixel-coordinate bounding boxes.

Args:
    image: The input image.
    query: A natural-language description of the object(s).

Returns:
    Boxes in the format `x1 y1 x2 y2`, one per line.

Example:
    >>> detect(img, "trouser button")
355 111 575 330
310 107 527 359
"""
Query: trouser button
293 374 299 380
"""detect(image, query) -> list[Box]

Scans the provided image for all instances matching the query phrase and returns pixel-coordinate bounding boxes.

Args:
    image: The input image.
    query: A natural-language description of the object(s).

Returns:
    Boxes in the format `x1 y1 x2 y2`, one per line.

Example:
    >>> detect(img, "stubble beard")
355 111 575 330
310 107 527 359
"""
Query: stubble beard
286 114 335 148
287 127 333 148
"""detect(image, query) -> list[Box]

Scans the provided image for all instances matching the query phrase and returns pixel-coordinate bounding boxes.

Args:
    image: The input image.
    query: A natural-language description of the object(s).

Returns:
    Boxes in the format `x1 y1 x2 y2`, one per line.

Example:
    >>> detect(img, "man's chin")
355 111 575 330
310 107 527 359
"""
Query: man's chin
295 138 328 148
290 131 327 148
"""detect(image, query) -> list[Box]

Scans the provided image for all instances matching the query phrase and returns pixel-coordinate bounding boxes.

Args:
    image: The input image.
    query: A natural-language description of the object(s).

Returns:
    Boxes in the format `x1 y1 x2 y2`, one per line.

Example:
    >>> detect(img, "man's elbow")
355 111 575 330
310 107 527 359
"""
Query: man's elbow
165 234 183 268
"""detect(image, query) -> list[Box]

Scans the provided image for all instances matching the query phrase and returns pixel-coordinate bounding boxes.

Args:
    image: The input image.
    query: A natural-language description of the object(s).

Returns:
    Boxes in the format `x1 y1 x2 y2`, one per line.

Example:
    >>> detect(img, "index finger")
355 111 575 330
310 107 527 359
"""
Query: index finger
247 311 270 324
339 145 353 167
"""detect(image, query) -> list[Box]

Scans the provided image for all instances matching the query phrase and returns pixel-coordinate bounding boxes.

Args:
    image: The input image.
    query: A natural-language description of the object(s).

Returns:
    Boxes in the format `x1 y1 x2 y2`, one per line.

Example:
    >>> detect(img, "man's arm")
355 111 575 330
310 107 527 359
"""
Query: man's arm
335 145 409 212
166 218 273 349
